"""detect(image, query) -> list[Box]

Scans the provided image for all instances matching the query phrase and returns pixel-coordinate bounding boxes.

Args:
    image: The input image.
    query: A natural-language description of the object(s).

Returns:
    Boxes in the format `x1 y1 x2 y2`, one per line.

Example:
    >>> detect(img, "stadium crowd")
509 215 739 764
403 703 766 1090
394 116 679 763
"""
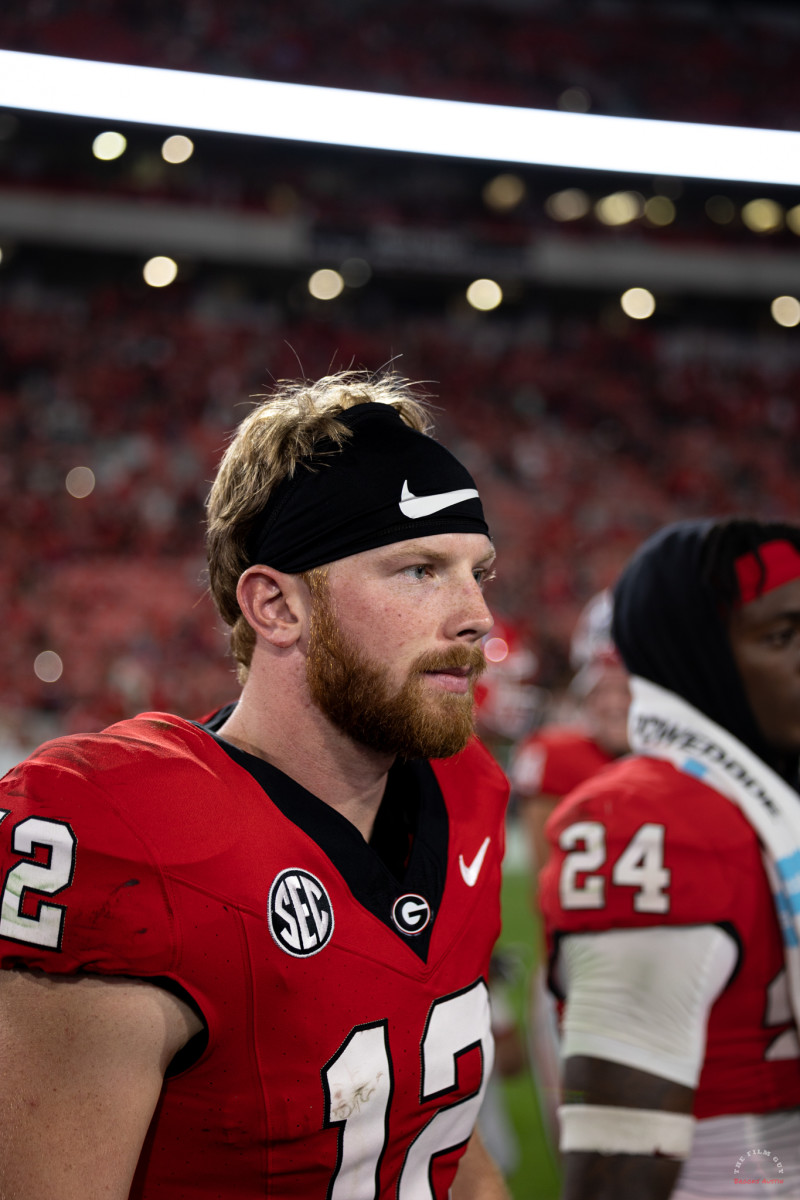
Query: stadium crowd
2 269 799 754
1 8 799 1200
2 2 800 260
2 0 798 130
2 0 799 754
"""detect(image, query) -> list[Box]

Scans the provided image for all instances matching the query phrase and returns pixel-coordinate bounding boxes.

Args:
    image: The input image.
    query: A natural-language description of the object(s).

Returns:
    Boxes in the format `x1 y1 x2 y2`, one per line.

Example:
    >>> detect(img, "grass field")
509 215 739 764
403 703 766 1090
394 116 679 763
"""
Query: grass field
494 827 562 1200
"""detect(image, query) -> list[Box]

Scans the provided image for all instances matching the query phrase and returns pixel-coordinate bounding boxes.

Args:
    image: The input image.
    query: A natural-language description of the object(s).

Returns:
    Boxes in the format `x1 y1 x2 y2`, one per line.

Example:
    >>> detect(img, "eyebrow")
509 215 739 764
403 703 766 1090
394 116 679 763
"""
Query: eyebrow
384 541 496 567
747 607 800 629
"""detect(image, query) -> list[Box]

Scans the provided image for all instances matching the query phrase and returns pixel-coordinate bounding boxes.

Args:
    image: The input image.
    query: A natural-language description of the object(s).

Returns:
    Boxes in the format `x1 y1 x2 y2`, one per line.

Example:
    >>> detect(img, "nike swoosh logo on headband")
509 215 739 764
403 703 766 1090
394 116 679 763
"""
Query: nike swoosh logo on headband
399 480 479 519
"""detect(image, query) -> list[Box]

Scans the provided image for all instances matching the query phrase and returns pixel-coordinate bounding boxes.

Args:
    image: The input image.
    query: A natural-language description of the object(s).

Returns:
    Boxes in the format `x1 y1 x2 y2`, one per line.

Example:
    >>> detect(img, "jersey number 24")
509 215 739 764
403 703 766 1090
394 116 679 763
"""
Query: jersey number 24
558 820 671 913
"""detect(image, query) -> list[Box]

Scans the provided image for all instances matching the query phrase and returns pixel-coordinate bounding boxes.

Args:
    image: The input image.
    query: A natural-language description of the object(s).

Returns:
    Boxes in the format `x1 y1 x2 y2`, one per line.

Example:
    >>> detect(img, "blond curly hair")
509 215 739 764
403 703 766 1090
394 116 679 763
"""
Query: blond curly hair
206 370 433 677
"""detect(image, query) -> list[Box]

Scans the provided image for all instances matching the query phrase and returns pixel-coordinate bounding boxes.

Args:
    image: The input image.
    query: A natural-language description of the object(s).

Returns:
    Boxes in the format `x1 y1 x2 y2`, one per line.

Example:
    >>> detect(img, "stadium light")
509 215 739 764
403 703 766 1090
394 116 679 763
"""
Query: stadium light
2 50 800 185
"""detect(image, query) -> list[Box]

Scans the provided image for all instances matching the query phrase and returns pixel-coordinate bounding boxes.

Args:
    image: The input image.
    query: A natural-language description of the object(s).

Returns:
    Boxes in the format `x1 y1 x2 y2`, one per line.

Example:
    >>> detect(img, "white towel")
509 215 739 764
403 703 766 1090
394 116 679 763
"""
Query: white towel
628 675 800 1028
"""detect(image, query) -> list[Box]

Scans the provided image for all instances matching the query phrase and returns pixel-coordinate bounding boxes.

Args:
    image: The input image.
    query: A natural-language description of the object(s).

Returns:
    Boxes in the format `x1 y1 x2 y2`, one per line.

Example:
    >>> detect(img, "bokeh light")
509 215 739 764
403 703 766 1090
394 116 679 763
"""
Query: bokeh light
340 258 372 287
484 637 509 664
162 134 194 164
620 287 656 320
34 651 63 683
741 198 783 233
143 256 178 287
557 86 591 113
483 173 526 212
65 466 96 498
595 191 643 226
652 177 683 200
308 268 344 300
705 195 735 224
644 196 676 226
466 279 503 311
771 295 800 327
0 114 19 141
92 131 127 161
787 206 800 236
545 188 591 221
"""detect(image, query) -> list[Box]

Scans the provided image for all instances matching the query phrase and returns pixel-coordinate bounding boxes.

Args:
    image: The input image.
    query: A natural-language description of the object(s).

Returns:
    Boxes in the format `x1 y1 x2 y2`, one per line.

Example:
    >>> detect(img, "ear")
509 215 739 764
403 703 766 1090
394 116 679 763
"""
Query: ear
236 566 310 649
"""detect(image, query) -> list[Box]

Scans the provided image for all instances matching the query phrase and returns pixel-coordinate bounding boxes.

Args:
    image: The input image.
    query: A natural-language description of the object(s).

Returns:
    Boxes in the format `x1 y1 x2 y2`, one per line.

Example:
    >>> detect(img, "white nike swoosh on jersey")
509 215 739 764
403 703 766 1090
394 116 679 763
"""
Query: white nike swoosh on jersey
399 480 479 519
459 837 491 887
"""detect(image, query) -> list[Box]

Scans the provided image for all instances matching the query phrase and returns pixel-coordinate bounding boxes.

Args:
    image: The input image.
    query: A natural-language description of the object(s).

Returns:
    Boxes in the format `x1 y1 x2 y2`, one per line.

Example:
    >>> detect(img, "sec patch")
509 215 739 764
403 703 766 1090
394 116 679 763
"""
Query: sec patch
268 868 334 957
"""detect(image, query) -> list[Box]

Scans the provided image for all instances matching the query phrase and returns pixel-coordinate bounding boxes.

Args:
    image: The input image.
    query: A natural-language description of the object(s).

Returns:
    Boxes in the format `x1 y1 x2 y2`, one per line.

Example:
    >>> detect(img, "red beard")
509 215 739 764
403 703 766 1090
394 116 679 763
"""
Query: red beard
305 581 486 759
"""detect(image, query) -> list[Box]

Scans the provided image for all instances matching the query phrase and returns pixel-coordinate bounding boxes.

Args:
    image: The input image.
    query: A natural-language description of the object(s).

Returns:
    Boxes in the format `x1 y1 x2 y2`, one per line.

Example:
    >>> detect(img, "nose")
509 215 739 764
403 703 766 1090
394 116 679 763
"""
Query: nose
449 575 495 643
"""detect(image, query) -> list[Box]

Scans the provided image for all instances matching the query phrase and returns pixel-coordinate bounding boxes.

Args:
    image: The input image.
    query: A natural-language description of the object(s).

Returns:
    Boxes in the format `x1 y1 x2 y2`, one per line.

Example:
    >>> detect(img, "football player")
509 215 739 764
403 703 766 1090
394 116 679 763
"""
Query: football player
540 518 800 1199
510 589 630 888
0 372 510 1199
510 590 630 1152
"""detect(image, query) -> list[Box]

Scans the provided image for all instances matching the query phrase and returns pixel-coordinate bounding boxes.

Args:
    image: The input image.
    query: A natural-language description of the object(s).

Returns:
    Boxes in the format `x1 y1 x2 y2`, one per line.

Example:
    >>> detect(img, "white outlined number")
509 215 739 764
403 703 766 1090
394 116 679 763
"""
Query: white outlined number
322 980 492 1199
323 1022 393 1200
0 812 77 949
399 983 493 1198
559 821 671 913
612 824 671 913
559 821 606 909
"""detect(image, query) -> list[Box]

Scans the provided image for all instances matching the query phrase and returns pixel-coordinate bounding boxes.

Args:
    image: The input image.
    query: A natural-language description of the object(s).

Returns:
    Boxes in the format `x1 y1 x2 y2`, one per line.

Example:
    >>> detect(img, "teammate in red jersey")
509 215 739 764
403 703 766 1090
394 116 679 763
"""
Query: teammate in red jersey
510 589 630 887
509 591 630 1151
540 518 800 1199
0 371 510 1200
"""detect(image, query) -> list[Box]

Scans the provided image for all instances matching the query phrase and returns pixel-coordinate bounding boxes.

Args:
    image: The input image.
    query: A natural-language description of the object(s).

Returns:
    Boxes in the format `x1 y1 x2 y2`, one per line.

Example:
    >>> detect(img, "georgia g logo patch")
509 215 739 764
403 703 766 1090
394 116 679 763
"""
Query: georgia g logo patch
268 868 334 957
391 893 432 936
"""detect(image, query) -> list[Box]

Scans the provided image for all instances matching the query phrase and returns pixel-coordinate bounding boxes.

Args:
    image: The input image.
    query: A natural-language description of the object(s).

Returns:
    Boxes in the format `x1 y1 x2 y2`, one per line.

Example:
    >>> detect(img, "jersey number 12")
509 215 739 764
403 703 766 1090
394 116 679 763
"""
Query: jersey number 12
322 980 492 1199
0 812 77 949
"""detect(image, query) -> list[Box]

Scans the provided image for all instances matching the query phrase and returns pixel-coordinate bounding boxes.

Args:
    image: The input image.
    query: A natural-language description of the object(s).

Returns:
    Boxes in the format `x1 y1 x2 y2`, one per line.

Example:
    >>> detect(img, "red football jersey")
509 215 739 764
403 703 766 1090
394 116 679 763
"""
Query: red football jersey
539 756 800 1119
0 713 508 1198
510 726 615 799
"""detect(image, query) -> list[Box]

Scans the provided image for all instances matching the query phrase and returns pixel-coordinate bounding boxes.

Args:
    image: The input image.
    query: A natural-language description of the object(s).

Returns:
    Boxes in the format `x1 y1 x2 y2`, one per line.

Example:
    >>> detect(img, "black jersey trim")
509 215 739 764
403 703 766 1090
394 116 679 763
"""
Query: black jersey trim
194 713 449 962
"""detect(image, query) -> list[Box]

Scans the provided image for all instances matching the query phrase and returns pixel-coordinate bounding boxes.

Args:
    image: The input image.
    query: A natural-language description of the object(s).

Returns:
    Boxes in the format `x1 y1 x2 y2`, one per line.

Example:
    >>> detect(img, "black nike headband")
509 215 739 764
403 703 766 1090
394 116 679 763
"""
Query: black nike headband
247 402 490 572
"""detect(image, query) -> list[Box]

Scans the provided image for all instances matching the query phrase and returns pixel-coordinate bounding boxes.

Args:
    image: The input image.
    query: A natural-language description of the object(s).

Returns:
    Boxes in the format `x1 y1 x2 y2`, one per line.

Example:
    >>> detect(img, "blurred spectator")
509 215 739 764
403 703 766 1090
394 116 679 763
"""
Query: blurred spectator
509 590 630 886
1 0 797 130
507 591 631 1158
1 271 799 750
474 615 543 770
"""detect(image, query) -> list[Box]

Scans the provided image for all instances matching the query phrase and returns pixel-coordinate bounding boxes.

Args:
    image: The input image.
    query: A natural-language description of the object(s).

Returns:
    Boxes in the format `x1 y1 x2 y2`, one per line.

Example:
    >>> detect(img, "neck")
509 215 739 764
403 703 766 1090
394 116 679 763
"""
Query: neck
216 666 395 841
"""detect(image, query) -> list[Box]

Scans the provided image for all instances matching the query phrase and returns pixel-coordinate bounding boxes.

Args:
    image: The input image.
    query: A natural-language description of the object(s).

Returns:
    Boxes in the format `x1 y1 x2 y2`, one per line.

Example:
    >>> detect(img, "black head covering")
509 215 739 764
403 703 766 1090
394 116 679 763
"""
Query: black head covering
247 403 489 572
612 518 779 770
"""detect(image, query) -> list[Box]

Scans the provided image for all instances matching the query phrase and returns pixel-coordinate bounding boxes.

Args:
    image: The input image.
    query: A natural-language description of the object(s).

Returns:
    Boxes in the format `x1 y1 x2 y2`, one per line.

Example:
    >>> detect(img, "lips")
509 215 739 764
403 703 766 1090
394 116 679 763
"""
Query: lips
415 647 486 676
421 664 475 695
425 665 471 677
